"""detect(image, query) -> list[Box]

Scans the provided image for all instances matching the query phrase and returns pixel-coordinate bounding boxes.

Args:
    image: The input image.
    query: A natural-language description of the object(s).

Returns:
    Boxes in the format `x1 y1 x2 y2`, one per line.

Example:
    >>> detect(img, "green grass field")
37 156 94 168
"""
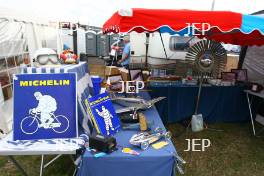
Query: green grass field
0 123 264 176
167 123 264 176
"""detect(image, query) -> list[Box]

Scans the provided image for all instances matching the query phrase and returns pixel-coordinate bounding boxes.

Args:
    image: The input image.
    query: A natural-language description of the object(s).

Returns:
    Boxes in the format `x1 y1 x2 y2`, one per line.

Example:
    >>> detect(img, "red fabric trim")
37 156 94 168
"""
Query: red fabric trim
103 9 264 45
103 9 242 33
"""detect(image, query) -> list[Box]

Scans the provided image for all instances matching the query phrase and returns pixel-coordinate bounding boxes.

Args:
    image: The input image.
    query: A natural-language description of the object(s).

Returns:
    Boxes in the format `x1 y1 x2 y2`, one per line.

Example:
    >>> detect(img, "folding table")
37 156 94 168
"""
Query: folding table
0 132 84 176
244 90 264 136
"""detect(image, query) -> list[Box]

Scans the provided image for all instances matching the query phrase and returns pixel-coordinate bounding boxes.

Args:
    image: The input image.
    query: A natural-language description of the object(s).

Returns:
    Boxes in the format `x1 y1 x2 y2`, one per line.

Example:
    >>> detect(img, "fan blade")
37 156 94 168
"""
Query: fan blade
185 39 227 78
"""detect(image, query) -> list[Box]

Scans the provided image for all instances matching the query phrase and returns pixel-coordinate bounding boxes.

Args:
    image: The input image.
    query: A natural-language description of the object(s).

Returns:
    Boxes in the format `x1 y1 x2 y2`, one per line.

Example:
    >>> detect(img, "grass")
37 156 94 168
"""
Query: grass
0 155 74 176
0 123 264 176
167 122 264 176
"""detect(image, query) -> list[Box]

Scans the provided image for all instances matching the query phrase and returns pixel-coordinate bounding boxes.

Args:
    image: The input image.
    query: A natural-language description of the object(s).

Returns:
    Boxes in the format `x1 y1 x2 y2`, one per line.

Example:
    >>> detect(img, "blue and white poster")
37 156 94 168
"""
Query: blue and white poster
88 92 120 136
13 73 78 140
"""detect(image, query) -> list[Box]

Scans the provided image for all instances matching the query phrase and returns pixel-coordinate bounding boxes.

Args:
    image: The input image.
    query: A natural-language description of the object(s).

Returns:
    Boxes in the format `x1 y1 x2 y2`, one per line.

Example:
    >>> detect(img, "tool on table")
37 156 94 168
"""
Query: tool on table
152 141 169 149
122 147 140 155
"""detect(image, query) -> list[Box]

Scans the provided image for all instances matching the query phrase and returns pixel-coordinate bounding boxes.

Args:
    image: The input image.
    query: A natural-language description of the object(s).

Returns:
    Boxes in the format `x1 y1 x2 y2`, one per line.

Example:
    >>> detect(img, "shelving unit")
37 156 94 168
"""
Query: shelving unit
0 52 30 101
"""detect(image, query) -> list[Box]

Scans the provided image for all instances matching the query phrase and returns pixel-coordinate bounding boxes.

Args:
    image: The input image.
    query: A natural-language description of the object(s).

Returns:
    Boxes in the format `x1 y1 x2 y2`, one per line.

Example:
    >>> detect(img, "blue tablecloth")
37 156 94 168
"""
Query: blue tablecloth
77 105 177 176
149 85 250 123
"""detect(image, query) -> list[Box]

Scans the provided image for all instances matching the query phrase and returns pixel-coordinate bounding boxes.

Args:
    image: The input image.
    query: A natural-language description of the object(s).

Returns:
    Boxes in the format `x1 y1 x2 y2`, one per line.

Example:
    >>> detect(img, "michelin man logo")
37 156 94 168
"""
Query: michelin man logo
96 106 114 135
31 92 57 128
20 92 70 135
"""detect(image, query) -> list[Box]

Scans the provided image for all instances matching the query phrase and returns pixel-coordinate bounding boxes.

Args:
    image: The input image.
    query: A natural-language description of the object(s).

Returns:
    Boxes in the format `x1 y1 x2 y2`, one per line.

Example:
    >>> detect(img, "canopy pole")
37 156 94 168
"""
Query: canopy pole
73 25 78 55
238 46 248 69
195 74 203 114
159 31 168 59
211 0 216 11
145 33 150 68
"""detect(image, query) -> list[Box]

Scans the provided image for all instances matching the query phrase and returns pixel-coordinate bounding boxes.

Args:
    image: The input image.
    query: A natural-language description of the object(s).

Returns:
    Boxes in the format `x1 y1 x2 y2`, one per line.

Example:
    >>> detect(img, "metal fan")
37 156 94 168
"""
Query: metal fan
186 39 227 78
185 40 227 132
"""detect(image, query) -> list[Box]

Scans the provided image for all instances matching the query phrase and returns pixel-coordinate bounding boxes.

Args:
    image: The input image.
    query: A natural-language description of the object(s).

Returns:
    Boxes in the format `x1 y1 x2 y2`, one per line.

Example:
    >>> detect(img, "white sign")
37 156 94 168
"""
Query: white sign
186 23 211 36
184 139 211 151
118 81 145 94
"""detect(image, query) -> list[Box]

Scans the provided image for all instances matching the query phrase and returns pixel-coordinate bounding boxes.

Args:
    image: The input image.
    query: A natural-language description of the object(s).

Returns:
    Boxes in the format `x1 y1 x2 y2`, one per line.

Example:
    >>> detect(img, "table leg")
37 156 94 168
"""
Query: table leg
246 93 256 136
71 155 79 176
40 155 44 176
44 155 62 168
7 156 28 176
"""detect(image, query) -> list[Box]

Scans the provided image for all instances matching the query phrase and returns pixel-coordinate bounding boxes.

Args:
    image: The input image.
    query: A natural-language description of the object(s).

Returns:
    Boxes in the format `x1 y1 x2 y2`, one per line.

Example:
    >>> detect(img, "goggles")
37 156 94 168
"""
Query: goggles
36 54 59 65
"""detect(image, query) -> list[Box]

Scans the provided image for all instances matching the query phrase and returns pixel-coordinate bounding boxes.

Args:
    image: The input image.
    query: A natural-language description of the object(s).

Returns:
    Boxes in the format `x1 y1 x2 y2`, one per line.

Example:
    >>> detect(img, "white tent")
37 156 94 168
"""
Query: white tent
0 7 63 62
0 8 63 134
241 12 264 84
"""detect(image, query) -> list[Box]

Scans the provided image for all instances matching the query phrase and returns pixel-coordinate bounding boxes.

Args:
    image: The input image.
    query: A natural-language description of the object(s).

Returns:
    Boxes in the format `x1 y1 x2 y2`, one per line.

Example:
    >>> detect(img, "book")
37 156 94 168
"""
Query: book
13 73 78 140
88 92 120 136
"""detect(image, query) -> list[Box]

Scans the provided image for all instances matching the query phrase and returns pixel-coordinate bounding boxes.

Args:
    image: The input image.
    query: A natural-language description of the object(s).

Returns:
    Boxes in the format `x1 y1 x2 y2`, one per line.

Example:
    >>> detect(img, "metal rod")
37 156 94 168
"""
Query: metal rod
44 154 62 168
195 75 203 114
246 93 256 136
40 155 44 176
8 156 28 176
159 31 168 59
73 168 77 176
70 155 78 176
211 0 216 11
145 33 150 68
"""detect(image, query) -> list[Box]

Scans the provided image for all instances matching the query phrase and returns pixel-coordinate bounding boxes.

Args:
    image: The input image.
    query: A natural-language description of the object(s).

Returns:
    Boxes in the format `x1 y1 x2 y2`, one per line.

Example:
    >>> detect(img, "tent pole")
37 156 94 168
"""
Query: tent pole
211 0 216 11
145 33 150 68
238 46 248 69
195 74 203 114
73 23 78 55
159 31 168 59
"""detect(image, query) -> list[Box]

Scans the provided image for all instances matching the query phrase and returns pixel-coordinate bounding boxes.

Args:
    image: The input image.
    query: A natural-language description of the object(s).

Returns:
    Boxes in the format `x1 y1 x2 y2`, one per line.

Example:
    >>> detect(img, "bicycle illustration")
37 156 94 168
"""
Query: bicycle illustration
20 111 69 135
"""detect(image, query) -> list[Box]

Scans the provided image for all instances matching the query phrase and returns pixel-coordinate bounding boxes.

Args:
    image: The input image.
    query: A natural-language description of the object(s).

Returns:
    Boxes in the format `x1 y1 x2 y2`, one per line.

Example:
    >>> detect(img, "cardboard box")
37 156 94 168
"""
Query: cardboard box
142 70 150 81
119 68 130 81
90 65 105 78
105 66 120 76
225 54 239 72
